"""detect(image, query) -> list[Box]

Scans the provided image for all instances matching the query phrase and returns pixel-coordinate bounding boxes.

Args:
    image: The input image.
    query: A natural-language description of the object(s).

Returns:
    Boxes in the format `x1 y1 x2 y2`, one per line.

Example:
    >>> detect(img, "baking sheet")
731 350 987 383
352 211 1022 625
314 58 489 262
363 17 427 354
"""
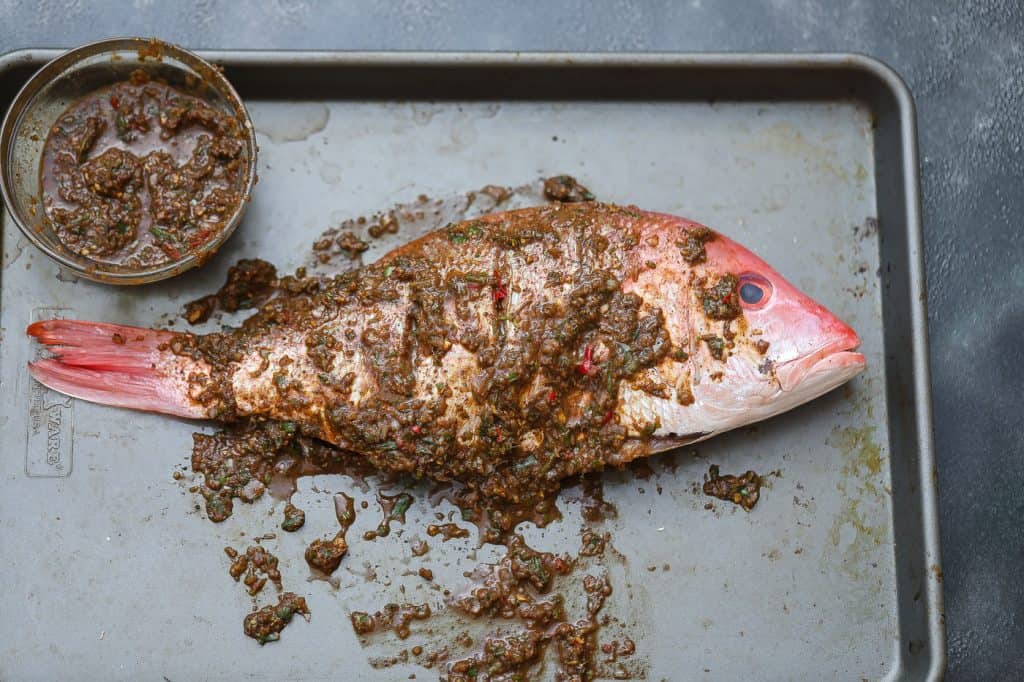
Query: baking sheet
0 52 943 680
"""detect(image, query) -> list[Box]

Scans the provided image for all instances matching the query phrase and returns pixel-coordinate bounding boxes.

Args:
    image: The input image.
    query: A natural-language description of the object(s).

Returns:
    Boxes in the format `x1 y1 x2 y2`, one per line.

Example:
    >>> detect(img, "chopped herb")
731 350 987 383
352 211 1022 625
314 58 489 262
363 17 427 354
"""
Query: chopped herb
702 334 727 361
640 419 661 438
699 274 742 320
447 223 485 244
115 114 129 139
149 225 177 242
391 494 413 519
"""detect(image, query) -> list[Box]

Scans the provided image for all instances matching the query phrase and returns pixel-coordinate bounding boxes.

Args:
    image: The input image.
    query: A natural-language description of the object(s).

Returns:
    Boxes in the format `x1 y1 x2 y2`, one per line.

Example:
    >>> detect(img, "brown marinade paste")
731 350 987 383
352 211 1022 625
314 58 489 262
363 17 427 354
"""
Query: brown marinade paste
182 194 703 672
225 545 283 596
178 203 675 512
350 603 432 640
703 464 763 511
243 592 309 645
39 71 248 267
184 259 278 324
191 420 375 523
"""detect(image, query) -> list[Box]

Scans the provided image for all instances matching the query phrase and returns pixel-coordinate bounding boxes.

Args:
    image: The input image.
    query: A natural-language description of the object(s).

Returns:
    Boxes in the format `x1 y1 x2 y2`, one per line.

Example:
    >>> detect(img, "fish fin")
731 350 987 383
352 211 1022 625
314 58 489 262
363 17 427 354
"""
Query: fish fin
27 319 208 419
27 319 172 373
646 432 712 454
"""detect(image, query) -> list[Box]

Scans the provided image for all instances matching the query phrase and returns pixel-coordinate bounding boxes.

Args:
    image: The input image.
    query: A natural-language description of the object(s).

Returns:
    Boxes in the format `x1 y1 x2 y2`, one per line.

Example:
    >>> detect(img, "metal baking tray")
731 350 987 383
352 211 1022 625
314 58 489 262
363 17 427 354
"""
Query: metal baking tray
0 51 943 680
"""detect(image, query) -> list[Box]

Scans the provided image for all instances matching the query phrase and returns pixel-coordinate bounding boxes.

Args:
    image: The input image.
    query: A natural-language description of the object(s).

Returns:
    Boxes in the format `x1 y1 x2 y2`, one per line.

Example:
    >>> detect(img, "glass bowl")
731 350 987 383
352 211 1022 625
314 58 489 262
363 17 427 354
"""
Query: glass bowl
0 37 257 285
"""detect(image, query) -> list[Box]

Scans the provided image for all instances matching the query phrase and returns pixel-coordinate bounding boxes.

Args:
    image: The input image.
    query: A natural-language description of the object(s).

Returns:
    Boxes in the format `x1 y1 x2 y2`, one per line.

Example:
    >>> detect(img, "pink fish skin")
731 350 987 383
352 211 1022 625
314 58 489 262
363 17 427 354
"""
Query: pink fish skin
27 203 865 469
619 211 865 446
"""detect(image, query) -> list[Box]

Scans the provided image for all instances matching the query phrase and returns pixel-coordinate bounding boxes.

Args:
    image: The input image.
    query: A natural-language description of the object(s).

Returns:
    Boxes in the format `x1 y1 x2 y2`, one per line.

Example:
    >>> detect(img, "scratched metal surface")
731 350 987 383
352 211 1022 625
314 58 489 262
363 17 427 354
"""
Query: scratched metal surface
0 53 935 680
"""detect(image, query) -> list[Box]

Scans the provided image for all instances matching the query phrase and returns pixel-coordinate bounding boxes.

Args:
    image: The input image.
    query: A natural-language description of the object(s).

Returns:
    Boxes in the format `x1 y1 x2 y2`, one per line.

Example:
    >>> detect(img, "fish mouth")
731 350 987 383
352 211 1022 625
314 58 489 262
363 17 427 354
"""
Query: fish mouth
776 338 866 393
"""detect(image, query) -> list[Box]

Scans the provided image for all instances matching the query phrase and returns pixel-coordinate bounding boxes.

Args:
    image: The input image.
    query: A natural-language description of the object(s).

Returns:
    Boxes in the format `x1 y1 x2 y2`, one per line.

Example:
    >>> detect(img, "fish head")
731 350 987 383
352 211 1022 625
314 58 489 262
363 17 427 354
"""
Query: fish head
626 221 866 444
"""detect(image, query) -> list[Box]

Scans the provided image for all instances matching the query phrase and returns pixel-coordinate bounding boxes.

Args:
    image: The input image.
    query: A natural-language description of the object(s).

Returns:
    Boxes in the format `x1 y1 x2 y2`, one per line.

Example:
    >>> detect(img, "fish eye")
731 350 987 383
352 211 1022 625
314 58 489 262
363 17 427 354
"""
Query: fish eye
738 273 772 308
740 282 763 304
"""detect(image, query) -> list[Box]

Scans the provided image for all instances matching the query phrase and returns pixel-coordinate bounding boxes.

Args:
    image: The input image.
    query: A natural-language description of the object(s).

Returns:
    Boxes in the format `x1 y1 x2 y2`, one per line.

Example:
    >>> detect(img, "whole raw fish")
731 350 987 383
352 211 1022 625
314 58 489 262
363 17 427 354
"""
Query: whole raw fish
27 202 864 499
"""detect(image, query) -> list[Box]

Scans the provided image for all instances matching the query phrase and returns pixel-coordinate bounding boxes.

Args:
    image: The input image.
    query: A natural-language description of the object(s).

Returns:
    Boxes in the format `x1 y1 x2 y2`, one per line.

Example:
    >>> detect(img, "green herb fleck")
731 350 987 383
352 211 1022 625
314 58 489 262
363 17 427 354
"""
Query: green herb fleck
115 114 129 140
391 493 413 519
149 225 176 242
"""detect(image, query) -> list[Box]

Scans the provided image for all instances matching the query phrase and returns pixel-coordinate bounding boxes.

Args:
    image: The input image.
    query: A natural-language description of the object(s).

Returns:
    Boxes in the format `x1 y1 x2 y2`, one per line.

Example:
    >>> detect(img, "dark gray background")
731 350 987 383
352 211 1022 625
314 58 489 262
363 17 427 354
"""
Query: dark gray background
1 1 1020 678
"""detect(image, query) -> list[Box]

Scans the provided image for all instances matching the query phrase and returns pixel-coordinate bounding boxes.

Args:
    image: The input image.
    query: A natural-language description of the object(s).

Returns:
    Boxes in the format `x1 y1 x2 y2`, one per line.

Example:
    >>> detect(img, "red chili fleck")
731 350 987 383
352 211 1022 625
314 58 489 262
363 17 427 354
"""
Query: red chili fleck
553 557 570 573
491 270 507 301
109 94 119 108
577 345 597 376
602 410 615 425
547 390 557 403
494 426 504 443
492 269 508 304
411 425 422 435
188 232 211 249
158 243 182 260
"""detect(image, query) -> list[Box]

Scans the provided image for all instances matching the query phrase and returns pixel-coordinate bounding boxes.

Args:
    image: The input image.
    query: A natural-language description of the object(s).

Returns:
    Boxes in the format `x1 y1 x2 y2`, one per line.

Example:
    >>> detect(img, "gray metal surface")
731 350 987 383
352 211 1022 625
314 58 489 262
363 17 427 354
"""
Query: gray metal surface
0 52 939 680
1 4 1021 680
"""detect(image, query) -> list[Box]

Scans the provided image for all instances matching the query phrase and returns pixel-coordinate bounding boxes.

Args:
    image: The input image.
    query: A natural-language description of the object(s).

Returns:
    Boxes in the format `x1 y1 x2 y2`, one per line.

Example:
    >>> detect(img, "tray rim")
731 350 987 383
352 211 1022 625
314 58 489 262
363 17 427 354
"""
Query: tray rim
0 48 944 680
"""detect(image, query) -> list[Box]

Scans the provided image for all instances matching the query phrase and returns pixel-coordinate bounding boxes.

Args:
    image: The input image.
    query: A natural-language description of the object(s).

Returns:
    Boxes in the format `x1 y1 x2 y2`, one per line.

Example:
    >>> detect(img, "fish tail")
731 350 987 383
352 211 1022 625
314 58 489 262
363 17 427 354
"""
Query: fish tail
27 319 210 419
